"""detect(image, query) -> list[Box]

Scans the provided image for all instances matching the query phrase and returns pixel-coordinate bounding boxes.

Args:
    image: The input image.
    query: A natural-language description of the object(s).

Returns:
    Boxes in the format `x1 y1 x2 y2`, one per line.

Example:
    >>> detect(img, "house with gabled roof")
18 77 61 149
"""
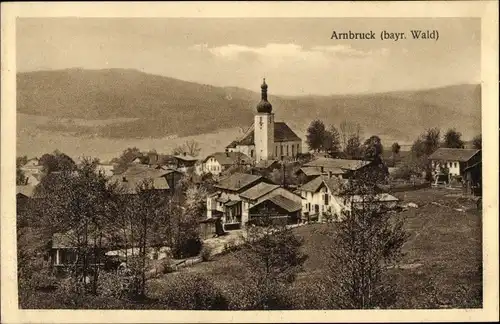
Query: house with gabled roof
226 79 302 162
109 164 182 194
296 157 374 183
299 174 398 222
202 151 253 176
206 172 302 229
428 148 481 177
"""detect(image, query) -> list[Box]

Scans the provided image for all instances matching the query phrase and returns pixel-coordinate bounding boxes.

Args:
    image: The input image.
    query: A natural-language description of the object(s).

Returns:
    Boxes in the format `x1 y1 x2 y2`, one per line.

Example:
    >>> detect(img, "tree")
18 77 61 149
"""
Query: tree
323 125 342 157
39 150 76 174
443 128 464 149
391 142 401 164
16 156 28 185
322 169 409 309
411 128 441 158
242 215 307 309
340 121 362 151
363 135 384 162
344 135 362 159
173 140 201 157
34 158 119 295
126 180 170 297
267 162 300 187
306 120 327 152
472 134 481 150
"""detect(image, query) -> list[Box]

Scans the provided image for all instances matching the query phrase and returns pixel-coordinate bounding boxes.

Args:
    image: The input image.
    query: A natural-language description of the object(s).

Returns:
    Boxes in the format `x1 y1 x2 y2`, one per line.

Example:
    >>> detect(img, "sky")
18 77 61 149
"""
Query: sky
16 17 480 96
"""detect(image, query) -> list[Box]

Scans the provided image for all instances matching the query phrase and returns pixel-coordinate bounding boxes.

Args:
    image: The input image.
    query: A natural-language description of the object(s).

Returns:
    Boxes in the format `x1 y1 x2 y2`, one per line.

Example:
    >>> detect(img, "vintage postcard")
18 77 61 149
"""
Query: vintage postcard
1 1 498 323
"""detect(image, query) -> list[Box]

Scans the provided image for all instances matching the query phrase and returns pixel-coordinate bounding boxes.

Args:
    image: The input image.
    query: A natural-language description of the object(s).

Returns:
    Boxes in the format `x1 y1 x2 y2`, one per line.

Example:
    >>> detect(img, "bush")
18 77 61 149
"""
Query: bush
172 236 203 259
159 273 229 310
200 244 215 261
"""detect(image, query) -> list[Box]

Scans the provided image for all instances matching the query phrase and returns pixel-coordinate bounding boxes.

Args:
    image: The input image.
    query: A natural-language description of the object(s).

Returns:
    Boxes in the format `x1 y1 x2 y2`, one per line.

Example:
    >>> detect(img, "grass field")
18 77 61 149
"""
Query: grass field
150 188 482 309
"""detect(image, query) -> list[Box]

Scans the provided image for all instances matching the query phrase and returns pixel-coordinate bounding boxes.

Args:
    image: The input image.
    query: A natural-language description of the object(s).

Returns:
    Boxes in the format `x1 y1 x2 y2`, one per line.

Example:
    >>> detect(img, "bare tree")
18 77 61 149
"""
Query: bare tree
173 140 201 157
472 134 482 149
321 169 409 309
241 215 307 309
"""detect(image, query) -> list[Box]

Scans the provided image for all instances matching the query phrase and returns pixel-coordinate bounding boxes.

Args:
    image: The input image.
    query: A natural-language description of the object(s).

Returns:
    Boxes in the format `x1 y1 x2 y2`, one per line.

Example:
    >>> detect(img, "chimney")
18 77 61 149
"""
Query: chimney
183 152 187 157
320 166 324 173
122 176 127 182
328 171 333 179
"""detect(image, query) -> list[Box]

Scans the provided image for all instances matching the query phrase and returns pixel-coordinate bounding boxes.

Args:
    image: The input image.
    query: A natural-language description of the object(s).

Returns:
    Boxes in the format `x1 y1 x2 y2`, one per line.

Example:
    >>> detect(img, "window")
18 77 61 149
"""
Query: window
324 193 329 205
292 144 295 156
286 145 289 156
280 145 283 156
251 150 254 157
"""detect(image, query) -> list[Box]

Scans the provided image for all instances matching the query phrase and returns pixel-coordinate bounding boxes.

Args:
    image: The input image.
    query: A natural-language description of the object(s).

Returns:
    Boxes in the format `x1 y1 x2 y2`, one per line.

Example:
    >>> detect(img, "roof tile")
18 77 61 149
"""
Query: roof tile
428 148 480 162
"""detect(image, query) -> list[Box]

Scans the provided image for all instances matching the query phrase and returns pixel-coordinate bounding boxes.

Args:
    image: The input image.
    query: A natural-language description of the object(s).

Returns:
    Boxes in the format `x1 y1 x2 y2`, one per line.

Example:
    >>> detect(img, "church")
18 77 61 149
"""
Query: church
226 79 302 162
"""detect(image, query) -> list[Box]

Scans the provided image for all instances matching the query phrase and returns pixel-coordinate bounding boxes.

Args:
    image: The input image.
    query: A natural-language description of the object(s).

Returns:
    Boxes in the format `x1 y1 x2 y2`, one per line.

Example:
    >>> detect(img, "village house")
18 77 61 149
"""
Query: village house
206 172 302 230
202 151 253 176
226 79 302 162
109 164 182 194
253 159 281 173
96 164 115 177
463 161 481 196
299 174 398 222
171 153 198 173
428 148 481 178
296 157 374 183
21 157 44 175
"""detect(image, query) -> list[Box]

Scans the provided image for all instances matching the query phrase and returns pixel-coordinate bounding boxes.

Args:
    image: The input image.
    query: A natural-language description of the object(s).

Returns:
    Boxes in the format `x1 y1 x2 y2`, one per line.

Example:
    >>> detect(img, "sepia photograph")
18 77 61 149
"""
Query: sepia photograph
1 2 498 323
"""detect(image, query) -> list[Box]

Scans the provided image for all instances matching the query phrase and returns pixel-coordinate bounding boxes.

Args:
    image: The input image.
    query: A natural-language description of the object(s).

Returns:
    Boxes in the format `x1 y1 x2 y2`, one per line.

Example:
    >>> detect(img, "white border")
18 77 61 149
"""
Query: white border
1 1 498 323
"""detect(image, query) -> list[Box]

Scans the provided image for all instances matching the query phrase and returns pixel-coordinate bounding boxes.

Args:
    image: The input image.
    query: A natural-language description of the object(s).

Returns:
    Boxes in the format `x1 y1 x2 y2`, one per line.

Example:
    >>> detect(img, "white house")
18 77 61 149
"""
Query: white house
428 148 481 177
202 152 253 176
299 175 399 222
97 164 115 177
21 158 43 175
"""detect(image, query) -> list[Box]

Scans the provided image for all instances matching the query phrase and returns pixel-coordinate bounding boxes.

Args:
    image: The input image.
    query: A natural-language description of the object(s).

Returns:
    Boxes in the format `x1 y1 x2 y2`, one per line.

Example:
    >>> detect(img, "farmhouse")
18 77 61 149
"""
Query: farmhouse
171 154 198 173
21 157 44 174
109 164 183 194
463 161 482 196
226 79 302 162
299 174 398 222
202 151 253 176
428 148 481 177
296 157 374 183
206 172 302 229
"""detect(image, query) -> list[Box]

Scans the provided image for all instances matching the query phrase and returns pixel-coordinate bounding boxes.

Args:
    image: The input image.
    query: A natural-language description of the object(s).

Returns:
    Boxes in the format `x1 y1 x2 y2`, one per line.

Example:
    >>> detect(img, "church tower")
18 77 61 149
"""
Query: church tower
254 78 275 162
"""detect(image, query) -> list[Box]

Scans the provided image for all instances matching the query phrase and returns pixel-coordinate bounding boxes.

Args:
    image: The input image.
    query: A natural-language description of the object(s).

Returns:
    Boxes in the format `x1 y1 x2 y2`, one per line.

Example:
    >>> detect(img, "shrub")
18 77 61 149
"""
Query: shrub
159 273 229 310
172 236 203 259
200 244 215 261
97 271 131 298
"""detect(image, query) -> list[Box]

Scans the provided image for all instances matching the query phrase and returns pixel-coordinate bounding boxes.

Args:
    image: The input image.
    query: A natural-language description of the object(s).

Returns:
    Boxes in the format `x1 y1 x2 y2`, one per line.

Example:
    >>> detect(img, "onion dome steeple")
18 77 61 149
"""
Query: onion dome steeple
256 78 273 113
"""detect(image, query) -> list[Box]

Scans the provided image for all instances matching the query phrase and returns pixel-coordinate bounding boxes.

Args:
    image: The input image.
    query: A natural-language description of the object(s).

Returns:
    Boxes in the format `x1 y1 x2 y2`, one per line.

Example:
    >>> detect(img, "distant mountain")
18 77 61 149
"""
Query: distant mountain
17 68 481 141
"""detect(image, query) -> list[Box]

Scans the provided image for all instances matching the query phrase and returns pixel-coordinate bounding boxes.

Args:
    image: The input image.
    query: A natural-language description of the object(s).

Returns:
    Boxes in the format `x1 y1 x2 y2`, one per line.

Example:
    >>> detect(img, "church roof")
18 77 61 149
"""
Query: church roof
232 122 301 147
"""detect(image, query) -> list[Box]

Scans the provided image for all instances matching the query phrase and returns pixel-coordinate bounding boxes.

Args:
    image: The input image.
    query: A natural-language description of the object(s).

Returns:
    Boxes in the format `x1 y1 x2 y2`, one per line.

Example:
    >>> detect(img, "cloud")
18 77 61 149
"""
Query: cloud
311 45 389 58
190 43 389 62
